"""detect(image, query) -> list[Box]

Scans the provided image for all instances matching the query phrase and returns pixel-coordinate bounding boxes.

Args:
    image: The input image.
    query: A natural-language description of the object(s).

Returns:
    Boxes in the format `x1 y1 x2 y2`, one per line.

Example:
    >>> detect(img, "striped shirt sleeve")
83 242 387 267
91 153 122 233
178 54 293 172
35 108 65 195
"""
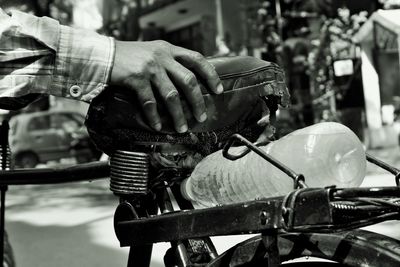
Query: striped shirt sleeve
0 9 115 109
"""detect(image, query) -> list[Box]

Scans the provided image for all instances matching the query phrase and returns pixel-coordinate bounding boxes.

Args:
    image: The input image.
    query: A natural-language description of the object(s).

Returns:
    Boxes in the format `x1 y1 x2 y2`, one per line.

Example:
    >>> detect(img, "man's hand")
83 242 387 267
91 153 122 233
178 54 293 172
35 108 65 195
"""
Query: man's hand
110 40 223 133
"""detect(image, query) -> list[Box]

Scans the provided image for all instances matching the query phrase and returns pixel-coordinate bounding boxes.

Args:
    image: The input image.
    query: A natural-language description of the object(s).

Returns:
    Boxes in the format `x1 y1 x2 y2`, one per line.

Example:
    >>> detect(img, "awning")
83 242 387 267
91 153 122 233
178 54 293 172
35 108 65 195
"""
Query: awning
354 9 400 43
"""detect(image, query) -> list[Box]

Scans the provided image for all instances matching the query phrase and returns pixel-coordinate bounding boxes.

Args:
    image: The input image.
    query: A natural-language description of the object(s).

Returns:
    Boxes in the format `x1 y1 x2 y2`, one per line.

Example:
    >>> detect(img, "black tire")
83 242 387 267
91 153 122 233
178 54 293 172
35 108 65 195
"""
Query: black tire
208 230 400 267
281 262 346 266
15 152 39 168
3 231 15 267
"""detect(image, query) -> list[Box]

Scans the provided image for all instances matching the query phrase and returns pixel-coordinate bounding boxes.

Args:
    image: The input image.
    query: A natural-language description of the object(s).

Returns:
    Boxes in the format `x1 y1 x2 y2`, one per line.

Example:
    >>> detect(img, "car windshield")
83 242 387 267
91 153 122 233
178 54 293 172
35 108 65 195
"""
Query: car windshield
28 116 50 131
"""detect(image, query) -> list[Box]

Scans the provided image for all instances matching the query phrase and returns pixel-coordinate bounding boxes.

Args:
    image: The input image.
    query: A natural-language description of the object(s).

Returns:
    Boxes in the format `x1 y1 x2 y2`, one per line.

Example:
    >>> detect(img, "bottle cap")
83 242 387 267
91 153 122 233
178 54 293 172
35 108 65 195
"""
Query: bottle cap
180 178 192 201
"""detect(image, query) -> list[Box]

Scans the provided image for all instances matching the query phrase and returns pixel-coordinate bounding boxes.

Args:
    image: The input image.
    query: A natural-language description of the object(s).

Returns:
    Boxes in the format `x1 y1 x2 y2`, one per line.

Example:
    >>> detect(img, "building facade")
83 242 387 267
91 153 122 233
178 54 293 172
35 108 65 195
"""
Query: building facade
138 0 249 56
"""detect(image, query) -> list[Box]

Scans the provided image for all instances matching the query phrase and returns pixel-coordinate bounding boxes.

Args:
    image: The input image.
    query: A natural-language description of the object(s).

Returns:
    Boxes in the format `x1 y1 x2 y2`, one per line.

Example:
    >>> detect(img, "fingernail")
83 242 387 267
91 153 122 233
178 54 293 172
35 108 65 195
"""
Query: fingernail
199 112 207 122
216 83 223 94
178 124 188 133
153 122 162 131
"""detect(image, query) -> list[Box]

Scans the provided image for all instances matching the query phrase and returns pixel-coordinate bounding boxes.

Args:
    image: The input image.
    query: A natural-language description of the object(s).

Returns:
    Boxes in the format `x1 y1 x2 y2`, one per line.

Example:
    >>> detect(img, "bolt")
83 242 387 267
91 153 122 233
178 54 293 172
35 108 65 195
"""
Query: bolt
260 211 269 225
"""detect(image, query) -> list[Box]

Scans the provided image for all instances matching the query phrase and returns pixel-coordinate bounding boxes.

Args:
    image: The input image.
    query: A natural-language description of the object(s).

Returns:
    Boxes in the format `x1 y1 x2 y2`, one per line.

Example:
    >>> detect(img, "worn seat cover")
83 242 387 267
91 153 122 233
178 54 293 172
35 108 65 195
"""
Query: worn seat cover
85 56 290 155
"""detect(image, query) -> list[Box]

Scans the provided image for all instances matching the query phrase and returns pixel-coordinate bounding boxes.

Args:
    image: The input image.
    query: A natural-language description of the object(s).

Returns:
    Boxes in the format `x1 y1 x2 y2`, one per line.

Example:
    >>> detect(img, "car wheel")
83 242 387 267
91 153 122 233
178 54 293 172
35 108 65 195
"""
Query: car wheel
16 152 39 168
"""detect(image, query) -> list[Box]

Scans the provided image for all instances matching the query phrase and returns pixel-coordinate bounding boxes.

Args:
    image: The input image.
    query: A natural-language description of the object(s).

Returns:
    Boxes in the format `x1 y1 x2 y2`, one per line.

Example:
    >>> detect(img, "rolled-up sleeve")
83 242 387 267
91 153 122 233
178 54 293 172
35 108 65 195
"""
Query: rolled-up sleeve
0 9 115 109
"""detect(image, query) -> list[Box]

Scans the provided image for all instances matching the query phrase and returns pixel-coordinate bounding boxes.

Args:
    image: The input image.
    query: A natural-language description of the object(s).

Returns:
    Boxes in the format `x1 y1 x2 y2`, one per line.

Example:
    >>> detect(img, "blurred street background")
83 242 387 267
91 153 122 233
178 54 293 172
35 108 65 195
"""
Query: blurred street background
2 0 400 266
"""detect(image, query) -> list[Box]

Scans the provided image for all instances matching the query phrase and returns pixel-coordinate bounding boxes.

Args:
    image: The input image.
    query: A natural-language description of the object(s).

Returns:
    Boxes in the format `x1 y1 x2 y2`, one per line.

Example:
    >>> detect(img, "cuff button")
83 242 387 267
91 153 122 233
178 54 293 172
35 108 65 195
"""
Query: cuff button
70 85 82 98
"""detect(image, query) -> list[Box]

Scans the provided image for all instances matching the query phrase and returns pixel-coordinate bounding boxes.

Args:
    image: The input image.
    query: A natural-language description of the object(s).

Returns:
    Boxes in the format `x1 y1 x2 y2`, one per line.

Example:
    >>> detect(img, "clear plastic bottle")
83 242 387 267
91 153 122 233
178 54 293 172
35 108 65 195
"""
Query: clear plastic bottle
181 122 366 207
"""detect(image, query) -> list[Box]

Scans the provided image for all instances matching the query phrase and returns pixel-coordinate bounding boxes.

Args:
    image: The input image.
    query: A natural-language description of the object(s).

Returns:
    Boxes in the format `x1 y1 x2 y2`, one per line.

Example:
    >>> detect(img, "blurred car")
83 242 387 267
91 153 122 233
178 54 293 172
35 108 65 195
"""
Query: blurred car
9 110 99 168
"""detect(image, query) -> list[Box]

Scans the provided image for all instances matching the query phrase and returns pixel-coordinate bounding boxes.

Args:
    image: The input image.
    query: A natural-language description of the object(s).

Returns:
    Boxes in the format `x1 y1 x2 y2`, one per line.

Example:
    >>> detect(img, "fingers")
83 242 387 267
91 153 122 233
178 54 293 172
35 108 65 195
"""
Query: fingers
172 46 223 94
111 41 218 133
134 79 162 131
152 70 188 133
167 61 207 123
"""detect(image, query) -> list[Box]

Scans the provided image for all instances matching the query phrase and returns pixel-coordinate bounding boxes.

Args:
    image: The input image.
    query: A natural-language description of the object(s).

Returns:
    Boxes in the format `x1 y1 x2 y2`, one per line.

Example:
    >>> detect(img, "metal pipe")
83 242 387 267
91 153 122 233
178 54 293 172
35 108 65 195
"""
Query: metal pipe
124 199 155 267
274 0 282 38
158 188 190 267
366 153 400 186
223 134 308 188
262 231 280 267
215 0 224 40
0 120 10 267
0 161 109 186
0 186 5 267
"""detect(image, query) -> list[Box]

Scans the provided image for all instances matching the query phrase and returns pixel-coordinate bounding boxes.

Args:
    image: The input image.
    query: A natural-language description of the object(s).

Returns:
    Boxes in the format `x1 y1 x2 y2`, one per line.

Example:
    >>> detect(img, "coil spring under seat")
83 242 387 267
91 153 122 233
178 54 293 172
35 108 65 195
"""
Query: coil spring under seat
110 150 149 196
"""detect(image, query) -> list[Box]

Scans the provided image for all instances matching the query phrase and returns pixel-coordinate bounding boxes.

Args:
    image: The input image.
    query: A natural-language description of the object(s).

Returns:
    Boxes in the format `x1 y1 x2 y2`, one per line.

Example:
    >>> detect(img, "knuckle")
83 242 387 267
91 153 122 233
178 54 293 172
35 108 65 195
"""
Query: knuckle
207 62 217 73
193 99 205 110
143 58 159 76
155 40 169 47
202 62 217 76
140 57 156 73
183 72 197 88
192 51 204 61
153 40 171 54
122 76 143 91
142 100 157 112
138 91 154 102
145 56 157 68
136 88 153 102
165 89 179 102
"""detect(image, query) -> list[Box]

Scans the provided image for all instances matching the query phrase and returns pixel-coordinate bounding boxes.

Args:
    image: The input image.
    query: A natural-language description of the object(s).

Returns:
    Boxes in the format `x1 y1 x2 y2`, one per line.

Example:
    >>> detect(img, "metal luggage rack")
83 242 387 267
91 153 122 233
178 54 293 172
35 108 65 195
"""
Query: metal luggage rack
113 134 400 244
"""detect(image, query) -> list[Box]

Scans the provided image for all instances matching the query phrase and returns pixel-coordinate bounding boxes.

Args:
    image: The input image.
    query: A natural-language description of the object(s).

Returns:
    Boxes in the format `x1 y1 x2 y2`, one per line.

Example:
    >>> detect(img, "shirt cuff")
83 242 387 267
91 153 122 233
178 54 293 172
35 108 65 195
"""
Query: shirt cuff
50 25 115 103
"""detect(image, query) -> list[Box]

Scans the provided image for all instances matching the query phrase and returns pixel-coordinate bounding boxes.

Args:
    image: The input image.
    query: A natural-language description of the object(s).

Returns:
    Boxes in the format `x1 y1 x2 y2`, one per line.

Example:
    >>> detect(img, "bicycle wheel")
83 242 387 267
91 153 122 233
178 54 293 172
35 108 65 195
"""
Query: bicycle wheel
208 229 400 267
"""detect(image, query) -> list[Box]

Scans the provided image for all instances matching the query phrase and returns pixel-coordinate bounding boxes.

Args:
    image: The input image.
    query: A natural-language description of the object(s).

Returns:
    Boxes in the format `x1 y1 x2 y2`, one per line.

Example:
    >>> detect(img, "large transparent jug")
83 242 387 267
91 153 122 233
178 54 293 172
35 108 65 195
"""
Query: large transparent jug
181 122 366 207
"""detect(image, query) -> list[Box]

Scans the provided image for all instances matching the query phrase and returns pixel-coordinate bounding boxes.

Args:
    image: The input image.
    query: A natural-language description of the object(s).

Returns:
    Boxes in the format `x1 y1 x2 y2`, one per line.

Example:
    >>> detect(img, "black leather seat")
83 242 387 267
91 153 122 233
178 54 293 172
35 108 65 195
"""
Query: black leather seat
85 56 290 155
